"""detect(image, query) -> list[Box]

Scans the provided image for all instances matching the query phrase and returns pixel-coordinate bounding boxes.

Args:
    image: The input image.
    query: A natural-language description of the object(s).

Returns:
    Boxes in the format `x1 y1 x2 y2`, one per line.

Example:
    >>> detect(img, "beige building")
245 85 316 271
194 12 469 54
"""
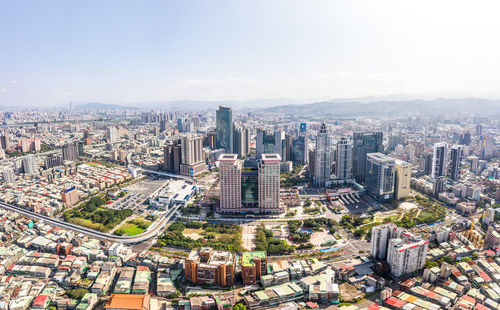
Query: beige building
218 154 242 213
394 159 411 200
258 154 282 213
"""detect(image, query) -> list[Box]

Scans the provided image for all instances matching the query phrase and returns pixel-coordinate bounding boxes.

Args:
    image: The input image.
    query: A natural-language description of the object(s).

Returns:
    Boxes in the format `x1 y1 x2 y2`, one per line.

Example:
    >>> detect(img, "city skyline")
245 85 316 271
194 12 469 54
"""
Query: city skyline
2 1 500 107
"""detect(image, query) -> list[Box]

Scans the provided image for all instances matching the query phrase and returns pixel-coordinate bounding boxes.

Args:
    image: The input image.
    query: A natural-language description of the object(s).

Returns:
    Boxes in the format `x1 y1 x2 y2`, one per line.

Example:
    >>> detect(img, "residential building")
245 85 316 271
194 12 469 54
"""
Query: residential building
61 186 79 207
62 142 80 161
241 252 268 285
2 167 15 184
22 154 38 175
185 247 235 286
387 234 429 277
370 223 399 260
365 152 396 200
107 127 118 143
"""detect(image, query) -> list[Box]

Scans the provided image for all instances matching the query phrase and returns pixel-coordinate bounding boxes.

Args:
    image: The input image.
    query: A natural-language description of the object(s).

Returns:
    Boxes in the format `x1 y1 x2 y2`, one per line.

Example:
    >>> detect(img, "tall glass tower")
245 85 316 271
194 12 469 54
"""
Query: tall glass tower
216 106 233 153
313 124 332 187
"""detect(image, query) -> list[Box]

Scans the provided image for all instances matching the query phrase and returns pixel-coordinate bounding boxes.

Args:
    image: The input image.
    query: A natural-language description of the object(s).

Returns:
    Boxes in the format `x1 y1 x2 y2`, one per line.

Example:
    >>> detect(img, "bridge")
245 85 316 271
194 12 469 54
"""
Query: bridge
0 201 181 244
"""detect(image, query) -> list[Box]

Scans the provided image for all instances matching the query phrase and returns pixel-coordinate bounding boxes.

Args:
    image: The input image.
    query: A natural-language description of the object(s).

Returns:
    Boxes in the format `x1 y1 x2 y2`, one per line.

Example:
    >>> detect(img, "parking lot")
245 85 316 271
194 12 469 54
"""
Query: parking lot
107 178 168 215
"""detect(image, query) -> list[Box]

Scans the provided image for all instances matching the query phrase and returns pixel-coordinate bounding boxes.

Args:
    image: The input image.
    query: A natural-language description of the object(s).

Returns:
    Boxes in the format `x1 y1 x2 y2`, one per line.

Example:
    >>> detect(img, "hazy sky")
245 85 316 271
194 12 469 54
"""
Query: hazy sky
1 0 500 107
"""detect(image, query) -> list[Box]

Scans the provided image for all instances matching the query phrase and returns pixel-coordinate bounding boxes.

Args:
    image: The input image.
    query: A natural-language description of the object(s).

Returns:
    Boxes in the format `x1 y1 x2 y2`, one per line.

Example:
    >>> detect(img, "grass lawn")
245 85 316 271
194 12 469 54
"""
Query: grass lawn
118 223 145 235
114 217 152 236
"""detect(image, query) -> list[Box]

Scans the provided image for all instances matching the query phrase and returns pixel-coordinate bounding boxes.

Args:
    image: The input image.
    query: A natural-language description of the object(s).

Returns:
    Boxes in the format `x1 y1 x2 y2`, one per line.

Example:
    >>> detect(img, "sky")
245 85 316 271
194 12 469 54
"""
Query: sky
1 0 500 107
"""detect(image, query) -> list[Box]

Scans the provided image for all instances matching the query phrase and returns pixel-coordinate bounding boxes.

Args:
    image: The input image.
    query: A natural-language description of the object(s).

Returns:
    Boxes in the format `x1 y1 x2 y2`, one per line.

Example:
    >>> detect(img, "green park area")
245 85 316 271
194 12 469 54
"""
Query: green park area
63 195 133 232
114 217 152 236
156 221 244 252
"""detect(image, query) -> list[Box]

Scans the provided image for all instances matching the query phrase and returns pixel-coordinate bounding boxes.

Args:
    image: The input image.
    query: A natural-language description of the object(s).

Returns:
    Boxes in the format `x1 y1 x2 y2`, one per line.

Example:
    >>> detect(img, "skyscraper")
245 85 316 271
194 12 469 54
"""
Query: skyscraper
258 154 282 214
423 152 433 175
449 145 463 181
179 134 206 176
233 126 250 159
352 132 383 183
336 137 352 181
313 124 332 187
219 154 242 214
216 106 233 153
218 154 282 215
291 136 308 164
432 143 448 178
394 159 411 200
256 129 285 160
365 152 396 200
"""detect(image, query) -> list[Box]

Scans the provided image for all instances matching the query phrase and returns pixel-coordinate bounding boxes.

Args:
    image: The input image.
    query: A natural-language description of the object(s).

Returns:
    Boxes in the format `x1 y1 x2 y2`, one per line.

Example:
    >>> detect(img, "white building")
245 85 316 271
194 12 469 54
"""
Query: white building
432 143 448 178
335 137 352 181
387 235 428 277
370 223 400 260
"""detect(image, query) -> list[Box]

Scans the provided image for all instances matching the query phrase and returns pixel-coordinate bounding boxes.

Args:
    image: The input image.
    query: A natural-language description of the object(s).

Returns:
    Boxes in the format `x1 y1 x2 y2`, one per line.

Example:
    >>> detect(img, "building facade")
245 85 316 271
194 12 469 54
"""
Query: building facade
184 248 235 287
313 124 332 187
352 132 384 183
449 145 463 181
335 137 352 181
256 129 285 160
387 236 429 277
216 106 233 153
432 143 448 178
394 159 411 200
365 152 396 200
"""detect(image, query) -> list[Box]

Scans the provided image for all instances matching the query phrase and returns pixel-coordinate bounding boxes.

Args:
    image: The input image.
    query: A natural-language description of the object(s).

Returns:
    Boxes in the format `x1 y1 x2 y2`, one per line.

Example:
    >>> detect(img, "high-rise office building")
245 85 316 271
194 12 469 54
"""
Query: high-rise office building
0 129 10 150
365 152 396 200
218 154 282 215
258 154 282 213
432 143 448 178
219 154 243 213
433 176 446 197
2 168 15 185
216 106 233 153
177 117 185 132
284 134 293 161
313 124 332 187
352 132 383 183
449 145 463 181
233 126 250 159
62 142 80 162
387 235 428 277
299 123 307 133
291 136 308 164
107 126 118 143
22 155 38 175
256 129 285 160
336 137 352 181
204 130 217 149
423 153 433 176
394 160 411 200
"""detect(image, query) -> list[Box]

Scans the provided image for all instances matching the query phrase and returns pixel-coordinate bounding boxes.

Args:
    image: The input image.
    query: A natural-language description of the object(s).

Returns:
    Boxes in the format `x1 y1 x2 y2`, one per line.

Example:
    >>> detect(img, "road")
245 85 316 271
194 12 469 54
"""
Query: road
0 201 180 244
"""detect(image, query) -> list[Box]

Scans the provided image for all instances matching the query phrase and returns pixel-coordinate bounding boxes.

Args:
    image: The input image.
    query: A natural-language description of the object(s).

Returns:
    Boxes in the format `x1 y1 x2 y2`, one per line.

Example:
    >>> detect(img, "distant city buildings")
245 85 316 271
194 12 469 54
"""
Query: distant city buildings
256 129 285 160
163 134 207 177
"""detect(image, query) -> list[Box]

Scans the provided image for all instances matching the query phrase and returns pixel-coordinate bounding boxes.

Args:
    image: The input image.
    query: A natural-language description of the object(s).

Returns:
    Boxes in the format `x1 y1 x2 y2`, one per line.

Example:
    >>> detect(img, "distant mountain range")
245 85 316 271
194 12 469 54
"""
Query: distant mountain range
257 97 500 116
73 97 500 116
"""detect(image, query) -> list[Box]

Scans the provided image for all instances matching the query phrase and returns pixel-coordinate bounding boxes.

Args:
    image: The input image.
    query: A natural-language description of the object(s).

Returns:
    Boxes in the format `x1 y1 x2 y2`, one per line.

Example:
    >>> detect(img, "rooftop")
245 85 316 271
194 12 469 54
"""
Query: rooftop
105 294 151 310
242 251 267 267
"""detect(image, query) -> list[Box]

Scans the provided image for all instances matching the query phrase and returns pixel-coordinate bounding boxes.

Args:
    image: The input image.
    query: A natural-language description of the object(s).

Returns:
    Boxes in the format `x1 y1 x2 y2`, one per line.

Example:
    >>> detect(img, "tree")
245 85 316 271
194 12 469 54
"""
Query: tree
67 288 88 299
